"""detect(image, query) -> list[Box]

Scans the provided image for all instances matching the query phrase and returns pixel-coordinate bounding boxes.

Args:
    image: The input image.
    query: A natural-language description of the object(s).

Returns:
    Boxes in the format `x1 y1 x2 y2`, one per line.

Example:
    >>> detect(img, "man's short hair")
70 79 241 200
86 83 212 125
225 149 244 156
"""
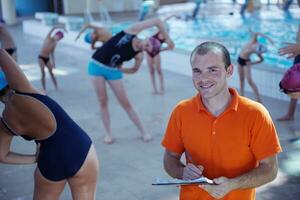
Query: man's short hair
190 41 231 69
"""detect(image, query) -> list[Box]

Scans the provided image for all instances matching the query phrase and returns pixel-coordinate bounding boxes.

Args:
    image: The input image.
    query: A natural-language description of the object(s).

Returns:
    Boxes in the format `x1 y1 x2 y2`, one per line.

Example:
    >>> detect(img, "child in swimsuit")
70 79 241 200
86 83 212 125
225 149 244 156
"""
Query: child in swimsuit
88 17 173 144
237 29 274 103
146 30 174 94
38 25 66 92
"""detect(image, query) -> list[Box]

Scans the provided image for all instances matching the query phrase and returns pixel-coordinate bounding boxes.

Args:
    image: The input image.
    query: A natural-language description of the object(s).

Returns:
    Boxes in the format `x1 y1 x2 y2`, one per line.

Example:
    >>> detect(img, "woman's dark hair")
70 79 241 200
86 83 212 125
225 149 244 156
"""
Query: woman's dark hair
190 41 231 69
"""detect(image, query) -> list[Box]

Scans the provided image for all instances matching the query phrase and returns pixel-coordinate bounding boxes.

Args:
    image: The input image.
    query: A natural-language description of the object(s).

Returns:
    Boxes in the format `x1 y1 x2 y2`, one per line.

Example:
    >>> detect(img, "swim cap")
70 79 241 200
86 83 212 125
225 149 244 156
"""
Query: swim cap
142 0 155 7
256 43 267 54
55 31 64 39
0 71 8 91
147 37 161 57
84 32 93 44
279 63 300 94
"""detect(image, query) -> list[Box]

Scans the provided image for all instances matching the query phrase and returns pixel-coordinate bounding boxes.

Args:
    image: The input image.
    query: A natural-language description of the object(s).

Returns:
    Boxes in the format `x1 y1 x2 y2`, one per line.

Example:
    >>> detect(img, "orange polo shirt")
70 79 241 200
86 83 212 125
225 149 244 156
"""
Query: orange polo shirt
162 88 282 200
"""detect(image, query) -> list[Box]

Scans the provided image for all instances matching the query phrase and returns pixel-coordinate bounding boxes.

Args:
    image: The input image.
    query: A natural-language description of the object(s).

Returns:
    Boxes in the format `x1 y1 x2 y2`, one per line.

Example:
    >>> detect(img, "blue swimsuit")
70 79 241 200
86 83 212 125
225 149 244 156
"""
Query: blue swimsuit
1 91 92 181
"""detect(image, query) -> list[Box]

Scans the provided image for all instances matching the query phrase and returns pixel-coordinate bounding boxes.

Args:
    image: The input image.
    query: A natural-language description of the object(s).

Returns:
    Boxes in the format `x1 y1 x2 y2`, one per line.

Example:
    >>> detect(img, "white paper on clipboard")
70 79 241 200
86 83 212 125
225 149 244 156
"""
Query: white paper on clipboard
152 177 215 186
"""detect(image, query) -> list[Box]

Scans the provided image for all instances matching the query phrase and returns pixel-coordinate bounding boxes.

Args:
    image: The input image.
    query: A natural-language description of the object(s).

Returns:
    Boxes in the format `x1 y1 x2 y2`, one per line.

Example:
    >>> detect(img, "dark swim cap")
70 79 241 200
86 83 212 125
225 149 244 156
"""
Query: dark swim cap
279 63 300 94
147 37 161 56
55 31 64 39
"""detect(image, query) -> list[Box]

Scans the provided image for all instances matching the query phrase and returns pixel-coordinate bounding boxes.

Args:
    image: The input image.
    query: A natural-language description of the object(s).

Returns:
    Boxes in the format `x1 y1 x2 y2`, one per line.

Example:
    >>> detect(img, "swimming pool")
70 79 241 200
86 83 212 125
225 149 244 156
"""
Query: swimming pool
166 13 298 69
110 10 298 69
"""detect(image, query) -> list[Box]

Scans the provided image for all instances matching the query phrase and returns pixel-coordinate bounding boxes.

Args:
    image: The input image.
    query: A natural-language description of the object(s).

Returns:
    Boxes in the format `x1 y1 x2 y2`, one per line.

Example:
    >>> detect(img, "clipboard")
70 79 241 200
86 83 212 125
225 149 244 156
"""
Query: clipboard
152 177 215 186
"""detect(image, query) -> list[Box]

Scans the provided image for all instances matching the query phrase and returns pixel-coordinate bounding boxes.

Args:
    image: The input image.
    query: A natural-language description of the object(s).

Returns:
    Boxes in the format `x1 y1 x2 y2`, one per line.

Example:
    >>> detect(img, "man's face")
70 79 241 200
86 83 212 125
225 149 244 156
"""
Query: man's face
191 51 232 99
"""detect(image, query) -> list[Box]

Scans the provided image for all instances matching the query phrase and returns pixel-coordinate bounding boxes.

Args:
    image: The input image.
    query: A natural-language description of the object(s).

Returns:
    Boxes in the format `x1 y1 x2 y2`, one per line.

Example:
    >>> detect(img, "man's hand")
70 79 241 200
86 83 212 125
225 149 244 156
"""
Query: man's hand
182 163 204 180
199 176 234 199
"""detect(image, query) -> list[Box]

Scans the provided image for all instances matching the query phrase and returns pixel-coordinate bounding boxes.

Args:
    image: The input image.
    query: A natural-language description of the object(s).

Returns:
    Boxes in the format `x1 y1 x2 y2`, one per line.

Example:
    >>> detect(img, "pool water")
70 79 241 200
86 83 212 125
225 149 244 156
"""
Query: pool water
109 11 298 69
166 13 298 69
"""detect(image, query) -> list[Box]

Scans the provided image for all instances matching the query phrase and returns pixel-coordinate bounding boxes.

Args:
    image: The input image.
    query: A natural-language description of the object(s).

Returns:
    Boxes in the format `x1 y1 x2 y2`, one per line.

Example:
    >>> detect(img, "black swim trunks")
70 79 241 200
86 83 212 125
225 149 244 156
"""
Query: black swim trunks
237 56 250 66
38 55 50 65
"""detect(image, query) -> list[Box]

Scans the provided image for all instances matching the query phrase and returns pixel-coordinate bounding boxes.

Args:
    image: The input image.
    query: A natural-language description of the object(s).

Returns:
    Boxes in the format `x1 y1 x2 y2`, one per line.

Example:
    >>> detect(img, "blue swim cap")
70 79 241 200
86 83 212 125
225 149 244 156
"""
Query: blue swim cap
0 71 8 91
142 0 155 7
84 32 93 44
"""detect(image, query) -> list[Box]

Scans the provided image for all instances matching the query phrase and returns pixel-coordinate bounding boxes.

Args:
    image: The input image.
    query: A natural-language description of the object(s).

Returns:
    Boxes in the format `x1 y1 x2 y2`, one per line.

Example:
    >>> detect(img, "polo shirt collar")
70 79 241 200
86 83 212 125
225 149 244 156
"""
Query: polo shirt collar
195 88 239 113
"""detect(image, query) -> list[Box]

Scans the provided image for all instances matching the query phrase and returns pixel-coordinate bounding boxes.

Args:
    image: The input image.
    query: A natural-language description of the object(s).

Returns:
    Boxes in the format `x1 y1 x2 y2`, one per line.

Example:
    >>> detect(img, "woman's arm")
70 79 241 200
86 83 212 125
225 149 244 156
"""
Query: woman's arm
0 129 36 164
278 25 300 58
75 24 91 41
119 53 144 74
125 18 171 42
160 38 175 52
0 49 34 92
76 23 102 41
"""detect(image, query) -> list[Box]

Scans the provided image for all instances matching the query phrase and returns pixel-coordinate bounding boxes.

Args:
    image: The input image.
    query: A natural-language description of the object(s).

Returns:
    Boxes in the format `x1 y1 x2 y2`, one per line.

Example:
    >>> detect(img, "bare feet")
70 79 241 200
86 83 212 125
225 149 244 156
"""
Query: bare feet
142 133 152 142
152 90 159 95
103 135 114 144
276 115 294 121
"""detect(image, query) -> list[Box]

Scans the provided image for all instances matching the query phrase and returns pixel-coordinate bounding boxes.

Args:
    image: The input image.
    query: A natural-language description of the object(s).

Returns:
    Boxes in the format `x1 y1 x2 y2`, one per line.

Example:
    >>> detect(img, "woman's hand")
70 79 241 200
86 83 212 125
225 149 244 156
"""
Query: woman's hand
166 38 175 50
279 43 300 59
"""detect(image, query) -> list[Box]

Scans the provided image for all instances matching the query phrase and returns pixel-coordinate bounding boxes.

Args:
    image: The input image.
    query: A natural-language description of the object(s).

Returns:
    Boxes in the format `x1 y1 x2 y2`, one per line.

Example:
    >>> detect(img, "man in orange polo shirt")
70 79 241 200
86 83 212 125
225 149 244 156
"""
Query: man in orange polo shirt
162 41 282 200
